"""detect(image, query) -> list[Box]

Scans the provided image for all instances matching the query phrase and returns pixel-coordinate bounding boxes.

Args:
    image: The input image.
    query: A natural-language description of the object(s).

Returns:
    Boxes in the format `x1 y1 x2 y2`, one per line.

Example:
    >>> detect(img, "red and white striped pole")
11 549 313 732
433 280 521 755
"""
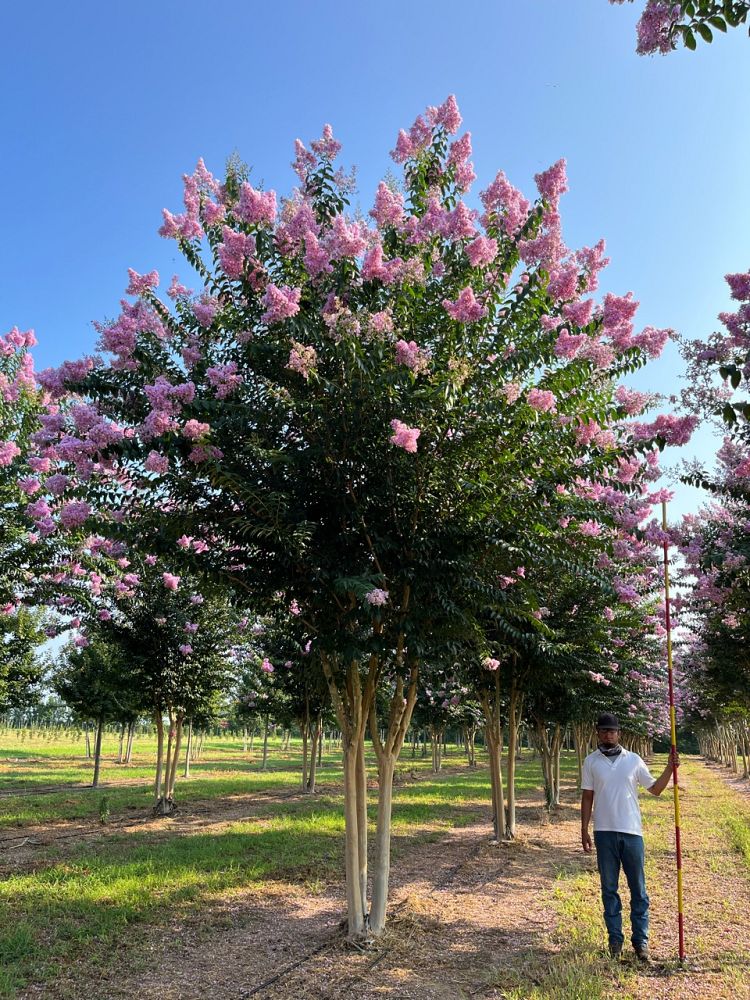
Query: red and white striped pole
661 500 685 963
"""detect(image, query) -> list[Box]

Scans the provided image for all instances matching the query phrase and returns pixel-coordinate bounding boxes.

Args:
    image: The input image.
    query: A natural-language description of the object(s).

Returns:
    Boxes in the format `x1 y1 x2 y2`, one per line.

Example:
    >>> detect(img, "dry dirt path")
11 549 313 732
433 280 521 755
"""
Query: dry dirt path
15 757 750 1000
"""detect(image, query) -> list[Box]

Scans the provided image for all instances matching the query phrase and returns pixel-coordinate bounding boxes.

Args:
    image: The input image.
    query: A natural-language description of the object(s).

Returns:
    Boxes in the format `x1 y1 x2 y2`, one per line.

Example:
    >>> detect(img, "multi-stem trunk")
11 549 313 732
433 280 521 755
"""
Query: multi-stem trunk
505 682 523 839
481 670 505 841
154 712 165 808
91 715 104 788
321 653 378 940
261 713 270 771
307 713 322 793
368 661 419 935
166 714 184 803
183 718 193 779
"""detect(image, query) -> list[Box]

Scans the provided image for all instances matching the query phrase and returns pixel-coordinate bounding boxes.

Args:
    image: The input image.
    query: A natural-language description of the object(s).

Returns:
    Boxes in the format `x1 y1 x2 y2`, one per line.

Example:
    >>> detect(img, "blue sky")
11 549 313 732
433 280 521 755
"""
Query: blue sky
2 0 748 520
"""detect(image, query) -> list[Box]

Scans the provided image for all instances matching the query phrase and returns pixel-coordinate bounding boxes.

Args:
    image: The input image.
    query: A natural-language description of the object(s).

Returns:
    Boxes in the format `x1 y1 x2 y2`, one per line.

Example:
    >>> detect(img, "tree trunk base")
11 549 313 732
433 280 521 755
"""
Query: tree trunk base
153 796 177 816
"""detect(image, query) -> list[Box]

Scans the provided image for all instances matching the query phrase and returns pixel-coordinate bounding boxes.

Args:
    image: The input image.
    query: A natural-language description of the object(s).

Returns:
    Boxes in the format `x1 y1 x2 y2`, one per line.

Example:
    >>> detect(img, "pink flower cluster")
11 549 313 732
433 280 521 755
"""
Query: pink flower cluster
286 342 317 380
236 183 277 226
262 284 301 325
163 573 180 591
443 287 486 323
125 269 159 296
483 657 500 671
217 227 257 280
630 413 698 447
389 419 420 453
365 588 389 606
527 388 557 413
395 339 430 375
0 440 21 466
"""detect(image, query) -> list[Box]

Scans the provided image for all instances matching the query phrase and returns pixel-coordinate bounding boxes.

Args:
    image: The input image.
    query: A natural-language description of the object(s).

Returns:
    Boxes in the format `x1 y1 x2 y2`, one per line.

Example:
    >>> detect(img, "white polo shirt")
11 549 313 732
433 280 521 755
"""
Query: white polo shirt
581 747 656 836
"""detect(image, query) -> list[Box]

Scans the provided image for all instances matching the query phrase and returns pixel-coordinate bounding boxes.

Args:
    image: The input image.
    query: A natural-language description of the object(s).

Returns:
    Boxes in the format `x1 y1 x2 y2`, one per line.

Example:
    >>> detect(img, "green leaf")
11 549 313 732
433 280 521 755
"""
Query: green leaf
730 370 742 389
684 27 698 48
696 21 714 40
709 14 728 30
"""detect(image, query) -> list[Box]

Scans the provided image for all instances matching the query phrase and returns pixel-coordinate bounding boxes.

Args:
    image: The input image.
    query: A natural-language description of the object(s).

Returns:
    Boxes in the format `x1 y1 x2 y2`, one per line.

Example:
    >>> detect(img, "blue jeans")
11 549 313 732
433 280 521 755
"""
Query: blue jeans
594 831 649 948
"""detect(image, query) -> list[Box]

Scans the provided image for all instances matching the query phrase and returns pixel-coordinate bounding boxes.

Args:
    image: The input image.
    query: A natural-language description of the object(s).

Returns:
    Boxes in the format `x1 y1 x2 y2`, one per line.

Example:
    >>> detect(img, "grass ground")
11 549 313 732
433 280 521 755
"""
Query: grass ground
1 729 749 999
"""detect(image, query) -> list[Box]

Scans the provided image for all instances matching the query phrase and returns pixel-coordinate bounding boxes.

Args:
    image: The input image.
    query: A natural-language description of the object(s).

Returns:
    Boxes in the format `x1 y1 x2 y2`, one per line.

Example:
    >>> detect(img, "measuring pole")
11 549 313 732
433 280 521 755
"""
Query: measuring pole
661 500 685 962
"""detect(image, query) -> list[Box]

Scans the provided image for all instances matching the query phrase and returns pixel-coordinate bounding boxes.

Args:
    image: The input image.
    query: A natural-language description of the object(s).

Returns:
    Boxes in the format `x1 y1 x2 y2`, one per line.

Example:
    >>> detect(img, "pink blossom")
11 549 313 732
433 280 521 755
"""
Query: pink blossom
726 271 750 302
261 657 274 674
182 420 210 440
615 385 651 416
0 441 21 466
217 227 256 280
184 623 199 633
479 171 530 236
603 607 615 621
554 330 587 359
310 124 342 160
443 287 486 323
206 361 242 399
326 214 367 260
630 413 698 447
588 671 610 686
535 159 568 206
389 419 421 454
527 388 557 413
179 644 193 656
74 636 90 648
365 588 389 606
193 297 219 328
395 340 430 375
370 181 404 229
482 657 500 671
261 284 301 325
391 129 415 164
125 269 159 296
163 573 180 591
59 501 91 529
289 599 301 615
236 183 277 226
465 236 498 268
734 458 750 477
578 520 602 537
145 451 169 474
303 231 333 277
635 1 681 55
562 299 594 327
177 535 193 550
632 326 671 358
286 342 317 380
19 476 41 495
500 383 521 404
167 275 191 300
432 94 462 134
99 610 112 621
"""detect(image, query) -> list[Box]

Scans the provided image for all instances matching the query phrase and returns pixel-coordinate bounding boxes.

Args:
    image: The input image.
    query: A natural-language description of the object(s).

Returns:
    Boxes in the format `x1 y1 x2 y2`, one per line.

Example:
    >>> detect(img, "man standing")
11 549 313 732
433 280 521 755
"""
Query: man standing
580 712 679 962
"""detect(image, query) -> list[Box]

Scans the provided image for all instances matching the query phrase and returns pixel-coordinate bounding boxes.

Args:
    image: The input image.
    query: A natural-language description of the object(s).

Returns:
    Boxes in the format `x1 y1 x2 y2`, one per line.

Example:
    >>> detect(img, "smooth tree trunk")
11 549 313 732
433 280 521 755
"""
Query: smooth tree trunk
321 653 378 940
368 662 419 934
306 713 322 793
505 683 523 839
91 715 104 788
261 714 270 771
125 721 135 764
84 722 91 759
154 713 165 808
481 669 506 841
183 718 193 778
117 723 126 764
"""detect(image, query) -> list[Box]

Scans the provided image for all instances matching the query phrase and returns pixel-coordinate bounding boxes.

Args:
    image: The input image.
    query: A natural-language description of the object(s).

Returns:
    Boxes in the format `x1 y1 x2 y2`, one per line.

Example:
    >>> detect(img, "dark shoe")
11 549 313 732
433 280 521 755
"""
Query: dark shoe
608 939 623 959
634 944 651 963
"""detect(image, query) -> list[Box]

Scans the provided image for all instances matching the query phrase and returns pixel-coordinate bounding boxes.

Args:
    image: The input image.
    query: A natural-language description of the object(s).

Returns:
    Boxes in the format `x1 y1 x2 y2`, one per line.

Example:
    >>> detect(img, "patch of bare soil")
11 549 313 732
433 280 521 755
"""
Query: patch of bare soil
15 759 750 1000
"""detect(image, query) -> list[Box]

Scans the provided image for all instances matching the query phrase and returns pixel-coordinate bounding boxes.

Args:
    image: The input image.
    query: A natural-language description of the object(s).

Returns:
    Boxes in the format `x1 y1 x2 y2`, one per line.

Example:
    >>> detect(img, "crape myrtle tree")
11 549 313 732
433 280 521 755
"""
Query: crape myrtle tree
609 0 749 53
34 96 676 936
0 327 53 705
52 635 129 787
0 607 47 714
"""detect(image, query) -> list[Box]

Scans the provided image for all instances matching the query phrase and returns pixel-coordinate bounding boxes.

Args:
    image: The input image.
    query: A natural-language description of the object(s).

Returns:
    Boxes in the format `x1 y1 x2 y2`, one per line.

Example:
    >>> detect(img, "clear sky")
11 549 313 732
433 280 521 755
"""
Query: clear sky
2 0 748 521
